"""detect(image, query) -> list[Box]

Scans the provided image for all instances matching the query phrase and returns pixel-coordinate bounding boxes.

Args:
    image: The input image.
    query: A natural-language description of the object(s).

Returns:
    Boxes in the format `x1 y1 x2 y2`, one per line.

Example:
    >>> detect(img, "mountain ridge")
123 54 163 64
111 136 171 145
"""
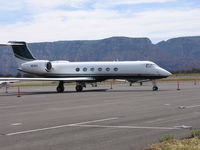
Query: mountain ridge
1 36 200 75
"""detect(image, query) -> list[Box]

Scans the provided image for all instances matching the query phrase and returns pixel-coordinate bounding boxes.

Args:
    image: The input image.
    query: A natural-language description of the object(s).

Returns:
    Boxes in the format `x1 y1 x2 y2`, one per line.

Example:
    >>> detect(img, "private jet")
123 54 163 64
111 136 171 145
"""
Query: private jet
0 41 171 93
0 81 17 88
0 81 11 88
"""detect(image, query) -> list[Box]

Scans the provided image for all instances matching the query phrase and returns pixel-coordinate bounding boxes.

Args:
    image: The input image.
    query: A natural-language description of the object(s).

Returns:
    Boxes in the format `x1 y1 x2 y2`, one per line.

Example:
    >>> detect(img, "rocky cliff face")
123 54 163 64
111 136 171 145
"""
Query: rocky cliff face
0 36 200 75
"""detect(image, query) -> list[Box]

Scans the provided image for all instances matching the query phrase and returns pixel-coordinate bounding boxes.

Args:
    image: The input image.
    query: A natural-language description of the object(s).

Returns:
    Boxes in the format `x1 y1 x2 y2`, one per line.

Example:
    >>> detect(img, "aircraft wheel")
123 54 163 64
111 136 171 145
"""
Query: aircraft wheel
57 85 64 93
76 85 83 92
152 86 158 91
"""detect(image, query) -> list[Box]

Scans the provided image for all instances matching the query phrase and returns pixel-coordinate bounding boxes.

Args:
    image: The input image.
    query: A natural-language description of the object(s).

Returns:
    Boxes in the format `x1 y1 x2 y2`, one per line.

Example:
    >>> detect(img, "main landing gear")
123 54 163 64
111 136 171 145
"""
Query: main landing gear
152 80 158 91
56 81 86 93
57 81 65 93
75 82 86 92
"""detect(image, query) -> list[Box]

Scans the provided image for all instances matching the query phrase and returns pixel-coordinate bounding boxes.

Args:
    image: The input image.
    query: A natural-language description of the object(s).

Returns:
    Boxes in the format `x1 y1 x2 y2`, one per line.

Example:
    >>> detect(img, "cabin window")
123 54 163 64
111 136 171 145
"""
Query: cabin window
90 68 95 72
83 67 87 72
106 68 110 72
76 68 80 72
98 68 102 72
114 67 118 72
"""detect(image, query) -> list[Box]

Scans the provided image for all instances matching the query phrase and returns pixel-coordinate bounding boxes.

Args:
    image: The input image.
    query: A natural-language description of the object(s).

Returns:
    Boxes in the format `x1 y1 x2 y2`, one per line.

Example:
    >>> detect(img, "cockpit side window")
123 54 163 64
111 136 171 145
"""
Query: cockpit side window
145 64 153 68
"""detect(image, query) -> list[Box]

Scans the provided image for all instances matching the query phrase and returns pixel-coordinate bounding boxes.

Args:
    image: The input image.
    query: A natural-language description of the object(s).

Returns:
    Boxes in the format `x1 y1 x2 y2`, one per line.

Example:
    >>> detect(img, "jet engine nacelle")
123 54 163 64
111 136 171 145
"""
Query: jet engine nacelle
46 62 52 72
21 60 53 74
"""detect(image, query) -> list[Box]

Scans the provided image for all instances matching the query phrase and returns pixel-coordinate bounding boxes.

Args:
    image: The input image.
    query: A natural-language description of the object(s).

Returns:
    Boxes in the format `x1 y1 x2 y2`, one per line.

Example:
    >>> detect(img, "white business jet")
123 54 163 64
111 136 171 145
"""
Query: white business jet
0 41 171 93
0 81 11 88
0 81 17 88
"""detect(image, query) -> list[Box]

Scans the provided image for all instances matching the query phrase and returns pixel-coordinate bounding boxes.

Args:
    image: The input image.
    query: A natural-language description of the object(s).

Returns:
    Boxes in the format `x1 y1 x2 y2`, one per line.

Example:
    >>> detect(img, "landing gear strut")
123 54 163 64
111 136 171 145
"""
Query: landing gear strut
57 81 64 93
152 80 158 91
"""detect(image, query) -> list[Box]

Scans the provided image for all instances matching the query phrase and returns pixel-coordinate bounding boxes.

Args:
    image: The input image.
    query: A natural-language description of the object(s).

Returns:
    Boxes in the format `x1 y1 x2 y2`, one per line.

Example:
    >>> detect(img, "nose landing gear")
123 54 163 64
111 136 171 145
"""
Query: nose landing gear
152 81 158 91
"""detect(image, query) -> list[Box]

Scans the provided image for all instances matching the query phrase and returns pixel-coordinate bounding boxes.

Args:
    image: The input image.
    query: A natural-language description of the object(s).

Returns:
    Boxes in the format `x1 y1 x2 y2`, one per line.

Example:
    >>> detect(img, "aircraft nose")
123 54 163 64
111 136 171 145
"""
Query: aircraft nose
160 68 172 77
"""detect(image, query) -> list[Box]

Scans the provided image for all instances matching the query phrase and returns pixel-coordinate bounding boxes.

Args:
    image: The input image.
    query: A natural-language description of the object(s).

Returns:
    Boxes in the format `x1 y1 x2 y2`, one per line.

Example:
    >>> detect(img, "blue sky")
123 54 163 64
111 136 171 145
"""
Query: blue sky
0 0 200 43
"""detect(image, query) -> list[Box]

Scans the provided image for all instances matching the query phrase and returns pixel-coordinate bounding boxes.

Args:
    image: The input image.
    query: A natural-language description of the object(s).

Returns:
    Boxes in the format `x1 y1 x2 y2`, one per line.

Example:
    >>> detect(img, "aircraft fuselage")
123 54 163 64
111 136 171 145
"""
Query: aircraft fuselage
20 60 171 82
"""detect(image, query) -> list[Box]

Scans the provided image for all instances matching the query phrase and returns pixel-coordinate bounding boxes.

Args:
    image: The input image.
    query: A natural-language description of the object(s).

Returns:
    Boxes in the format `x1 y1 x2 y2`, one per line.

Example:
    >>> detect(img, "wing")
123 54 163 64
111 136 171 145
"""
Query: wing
0 77 95 82
116 79 150 82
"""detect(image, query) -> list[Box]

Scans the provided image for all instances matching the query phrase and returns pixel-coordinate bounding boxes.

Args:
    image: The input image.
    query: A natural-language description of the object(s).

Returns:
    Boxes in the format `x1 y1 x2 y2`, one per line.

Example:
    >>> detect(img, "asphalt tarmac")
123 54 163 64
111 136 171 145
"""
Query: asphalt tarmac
0 82 200 150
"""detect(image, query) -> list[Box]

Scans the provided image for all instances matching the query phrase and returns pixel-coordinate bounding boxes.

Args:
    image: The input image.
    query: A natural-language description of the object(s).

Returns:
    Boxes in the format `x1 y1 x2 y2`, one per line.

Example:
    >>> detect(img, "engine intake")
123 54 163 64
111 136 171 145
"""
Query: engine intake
46 62 52 72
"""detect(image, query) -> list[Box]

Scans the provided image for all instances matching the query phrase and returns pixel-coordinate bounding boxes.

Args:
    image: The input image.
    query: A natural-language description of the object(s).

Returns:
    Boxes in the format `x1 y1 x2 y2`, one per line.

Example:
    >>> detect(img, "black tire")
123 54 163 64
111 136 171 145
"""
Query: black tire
76 85 83 92
57 86 64 93
153 86 158 91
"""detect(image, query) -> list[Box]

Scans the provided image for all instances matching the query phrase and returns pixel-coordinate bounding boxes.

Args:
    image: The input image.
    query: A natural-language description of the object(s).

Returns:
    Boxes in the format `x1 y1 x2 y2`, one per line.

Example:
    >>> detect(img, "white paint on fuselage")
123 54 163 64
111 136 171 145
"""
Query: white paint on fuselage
52 61 156 75
21 60 171 78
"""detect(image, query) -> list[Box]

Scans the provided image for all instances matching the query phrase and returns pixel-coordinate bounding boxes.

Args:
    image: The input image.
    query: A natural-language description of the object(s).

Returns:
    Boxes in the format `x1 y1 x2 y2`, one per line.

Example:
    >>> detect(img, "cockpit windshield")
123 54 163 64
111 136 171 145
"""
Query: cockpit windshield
145 63 158 68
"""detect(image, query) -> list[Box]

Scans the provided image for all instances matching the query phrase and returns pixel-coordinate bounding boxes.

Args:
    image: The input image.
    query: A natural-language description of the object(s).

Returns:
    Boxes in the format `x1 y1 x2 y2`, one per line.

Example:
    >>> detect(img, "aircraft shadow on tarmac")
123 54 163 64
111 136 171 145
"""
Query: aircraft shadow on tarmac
0 88 170 96
0 89 108 96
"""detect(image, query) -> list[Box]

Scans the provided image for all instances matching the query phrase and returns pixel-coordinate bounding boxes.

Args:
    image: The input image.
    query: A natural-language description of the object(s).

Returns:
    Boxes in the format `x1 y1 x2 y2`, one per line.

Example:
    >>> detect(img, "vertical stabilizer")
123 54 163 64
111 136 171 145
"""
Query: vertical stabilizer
8 41 36 67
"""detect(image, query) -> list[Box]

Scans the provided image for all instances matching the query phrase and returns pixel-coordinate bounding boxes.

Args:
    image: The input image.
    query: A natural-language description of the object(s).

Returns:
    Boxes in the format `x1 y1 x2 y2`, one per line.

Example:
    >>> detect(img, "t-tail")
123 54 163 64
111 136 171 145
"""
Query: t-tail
8 41 36 67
